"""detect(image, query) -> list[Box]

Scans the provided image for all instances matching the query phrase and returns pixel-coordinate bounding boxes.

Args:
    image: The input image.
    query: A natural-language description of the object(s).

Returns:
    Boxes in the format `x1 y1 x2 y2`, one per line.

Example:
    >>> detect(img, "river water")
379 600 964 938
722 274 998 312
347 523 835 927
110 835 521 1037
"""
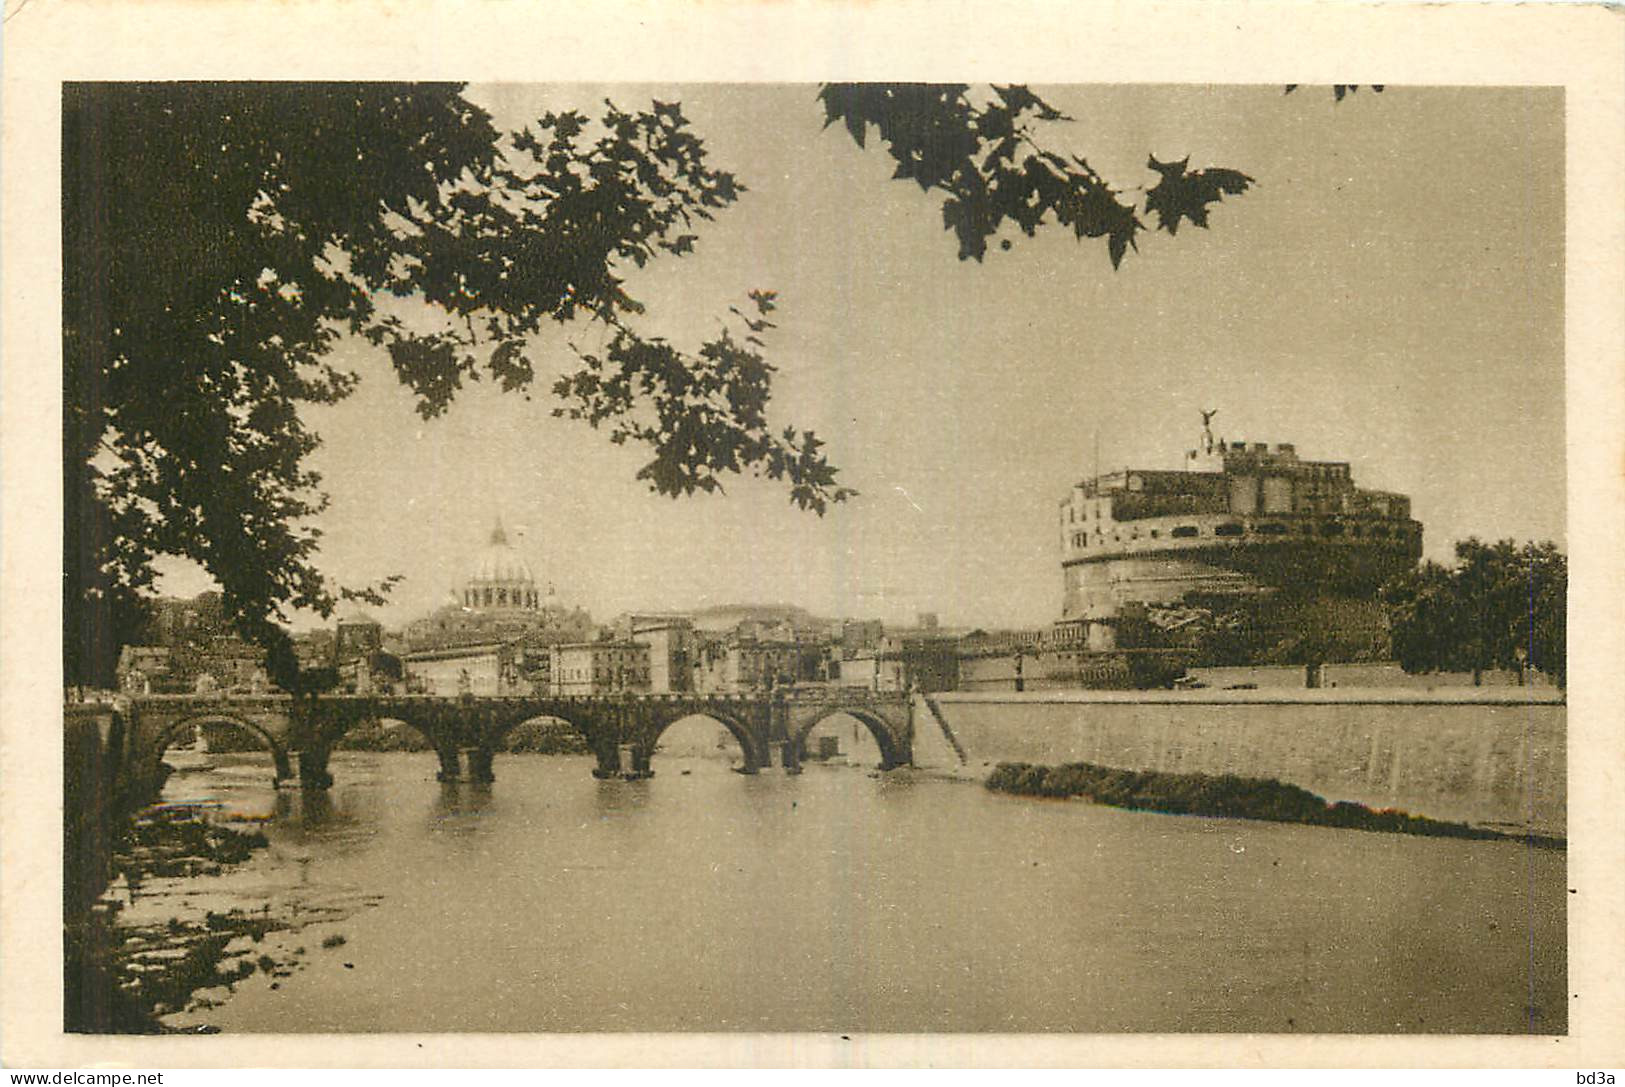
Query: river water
143 743 1565 1035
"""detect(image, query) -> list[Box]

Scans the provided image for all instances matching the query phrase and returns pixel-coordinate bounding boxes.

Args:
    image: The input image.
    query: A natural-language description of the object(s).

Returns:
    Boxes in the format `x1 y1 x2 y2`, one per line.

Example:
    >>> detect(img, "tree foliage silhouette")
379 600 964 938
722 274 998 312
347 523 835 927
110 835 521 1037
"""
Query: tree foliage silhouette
64 83 842 687
818 84 1254 267
1380 538 1566 685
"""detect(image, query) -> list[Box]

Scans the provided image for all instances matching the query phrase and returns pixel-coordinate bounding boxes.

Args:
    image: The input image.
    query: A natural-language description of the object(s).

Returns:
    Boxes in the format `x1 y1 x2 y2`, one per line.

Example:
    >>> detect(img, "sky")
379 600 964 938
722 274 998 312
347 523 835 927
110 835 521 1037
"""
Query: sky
152 84 1566 632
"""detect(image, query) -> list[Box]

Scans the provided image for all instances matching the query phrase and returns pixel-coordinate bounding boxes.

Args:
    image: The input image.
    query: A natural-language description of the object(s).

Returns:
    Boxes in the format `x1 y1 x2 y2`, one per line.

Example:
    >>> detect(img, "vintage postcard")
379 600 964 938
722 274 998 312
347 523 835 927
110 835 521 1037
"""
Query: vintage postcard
3 0 1623 1070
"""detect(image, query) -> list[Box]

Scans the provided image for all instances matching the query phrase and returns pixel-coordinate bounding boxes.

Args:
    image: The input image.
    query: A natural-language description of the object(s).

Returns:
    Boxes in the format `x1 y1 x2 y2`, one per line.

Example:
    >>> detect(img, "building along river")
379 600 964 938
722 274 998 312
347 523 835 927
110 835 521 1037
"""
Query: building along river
132 731 1563 1035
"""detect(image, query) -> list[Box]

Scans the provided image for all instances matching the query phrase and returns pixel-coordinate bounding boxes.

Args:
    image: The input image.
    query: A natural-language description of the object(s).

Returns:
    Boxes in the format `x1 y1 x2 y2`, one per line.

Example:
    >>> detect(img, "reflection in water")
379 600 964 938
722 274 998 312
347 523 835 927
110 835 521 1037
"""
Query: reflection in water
432 780 494 819
159 751 1564 1035
271 785 359 841
271 788 336 828
593 776 652 818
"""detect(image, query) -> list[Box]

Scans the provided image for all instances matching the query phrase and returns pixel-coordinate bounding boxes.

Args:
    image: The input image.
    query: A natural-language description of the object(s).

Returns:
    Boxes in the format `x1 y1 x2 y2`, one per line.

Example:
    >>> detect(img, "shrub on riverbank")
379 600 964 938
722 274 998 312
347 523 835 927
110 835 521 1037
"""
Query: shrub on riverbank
985 761 1558 844
333 721 433 752
501 719 590 755
331 718 589 754
120 810 270 878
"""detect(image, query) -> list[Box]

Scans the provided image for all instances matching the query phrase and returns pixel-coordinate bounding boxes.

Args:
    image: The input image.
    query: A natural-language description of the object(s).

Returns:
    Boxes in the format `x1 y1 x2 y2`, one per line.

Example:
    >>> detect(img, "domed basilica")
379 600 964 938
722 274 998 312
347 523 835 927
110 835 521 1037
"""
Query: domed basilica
403 518 593 652
460 520 545 612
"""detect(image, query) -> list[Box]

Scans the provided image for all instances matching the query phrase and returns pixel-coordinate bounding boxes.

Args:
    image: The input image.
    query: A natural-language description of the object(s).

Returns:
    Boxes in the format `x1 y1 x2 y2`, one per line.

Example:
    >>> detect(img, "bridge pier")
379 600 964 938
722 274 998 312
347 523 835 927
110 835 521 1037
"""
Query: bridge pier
620 743 652 779
770 740 800 774
464 746 496 784
296 749 333 790
591 743 652 780
271 748 295 788
436 745 462 783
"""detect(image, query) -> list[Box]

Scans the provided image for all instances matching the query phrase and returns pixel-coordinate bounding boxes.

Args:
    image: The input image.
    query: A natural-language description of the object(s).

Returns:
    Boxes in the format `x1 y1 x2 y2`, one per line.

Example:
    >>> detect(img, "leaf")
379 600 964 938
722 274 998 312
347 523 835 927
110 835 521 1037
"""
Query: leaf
1143 155 1255 236
991 84 1069 122
729 305 777 333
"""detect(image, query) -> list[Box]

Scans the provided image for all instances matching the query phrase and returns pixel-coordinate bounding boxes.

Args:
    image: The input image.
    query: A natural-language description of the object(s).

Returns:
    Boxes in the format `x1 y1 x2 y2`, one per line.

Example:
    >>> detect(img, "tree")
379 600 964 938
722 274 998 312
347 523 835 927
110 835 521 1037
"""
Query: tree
1381 538 1566 686
64 83 847 688
65 82 1289 689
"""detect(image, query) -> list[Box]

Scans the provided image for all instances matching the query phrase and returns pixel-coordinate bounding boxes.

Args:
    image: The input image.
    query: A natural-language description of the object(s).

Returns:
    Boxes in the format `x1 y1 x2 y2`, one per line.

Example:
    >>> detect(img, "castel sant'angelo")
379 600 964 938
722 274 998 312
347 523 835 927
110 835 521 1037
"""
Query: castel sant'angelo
1055 413 1423 665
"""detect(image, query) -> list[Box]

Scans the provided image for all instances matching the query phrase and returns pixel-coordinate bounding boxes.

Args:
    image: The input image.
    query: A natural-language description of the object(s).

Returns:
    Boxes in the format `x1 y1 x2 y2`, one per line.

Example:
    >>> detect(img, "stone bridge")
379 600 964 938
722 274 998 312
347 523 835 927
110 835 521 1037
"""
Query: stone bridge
75 689 918 793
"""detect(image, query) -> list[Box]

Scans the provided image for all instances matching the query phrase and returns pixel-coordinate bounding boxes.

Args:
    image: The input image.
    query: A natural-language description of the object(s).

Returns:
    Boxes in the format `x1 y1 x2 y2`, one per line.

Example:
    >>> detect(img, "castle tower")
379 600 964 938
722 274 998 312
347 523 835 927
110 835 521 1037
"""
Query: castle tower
1056 429 1422 657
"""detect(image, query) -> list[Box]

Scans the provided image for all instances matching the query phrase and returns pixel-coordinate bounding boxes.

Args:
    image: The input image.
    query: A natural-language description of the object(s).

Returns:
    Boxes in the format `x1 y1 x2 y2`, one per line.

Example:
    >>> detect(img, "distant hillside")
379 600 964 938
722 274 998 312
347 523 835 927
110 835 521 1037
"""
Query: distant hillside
689 603 829 632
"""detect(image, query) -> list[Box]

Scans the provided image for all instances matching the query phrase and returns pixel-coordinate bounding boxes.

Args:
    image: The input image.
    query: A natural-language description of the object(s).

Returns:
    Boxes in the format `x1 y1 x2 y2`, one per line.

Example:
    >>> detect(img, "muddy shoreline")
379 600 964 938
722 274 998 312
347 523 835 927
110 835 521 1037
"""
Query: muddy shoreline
66 801 377 1033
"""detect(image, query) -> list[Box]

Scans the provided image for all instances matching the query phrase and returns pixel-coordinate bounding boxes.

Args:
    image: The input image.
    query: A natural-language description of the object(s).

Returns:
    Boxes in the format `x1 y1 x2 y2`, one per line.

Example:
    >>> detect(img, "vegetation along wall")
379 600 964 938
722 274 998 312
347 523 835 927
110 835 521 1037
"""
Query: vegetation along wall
928 690 1565 836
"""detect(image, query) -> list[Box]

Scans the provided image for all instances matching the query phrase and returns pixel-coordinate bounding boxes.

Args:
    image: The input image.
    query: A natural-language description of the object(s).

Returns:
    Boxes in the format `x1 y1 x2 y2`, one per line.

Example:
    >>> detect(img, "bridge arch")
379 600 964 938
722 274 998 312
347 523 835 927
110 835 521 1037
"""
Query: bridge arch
367 706 484 783
648 711 767 772
791 708 906 770
490 713 593 753
365 713 440 750
155 713 294 782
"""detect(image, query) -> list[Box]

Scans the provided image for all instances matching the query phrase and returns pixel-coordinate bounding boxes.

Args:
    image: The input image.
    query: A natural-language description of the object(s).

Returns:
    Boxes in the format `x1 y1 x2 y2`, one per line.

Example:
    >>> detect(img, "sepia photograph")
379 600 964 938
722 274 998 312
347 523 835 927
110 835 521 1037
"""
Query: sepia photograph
6 0 1625 1071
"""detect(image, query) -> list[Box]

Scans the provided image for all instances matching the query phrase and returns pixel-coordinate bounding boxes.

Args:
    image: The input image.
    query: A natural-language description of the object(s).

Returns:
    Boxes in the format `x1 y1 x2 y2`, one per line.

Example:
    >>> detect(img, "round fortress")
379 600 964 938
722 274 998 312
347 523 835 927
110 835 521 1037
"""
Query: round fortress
1056 428 1422 651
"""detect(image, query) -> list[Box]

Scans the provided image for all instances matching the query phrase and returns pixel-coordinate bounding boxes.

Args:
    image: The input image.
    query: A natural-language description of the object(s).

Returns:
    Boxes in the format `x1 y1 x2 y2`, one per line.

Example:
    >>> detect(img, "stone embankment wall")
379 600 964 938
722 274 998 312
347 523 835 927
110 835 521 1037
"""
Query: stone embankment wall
1185 661 1559 690
925 689 1565 836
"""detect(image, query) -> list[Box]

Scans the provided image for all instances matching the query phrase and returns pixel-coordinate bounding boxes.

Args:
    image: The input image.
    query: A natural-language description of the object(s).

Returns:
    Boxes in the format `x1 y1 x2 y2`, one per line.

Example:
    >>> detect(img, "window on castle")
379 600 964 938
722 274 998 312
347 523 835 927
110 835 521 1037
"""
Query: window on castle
1171 525 1199 538
1213 523 1244 537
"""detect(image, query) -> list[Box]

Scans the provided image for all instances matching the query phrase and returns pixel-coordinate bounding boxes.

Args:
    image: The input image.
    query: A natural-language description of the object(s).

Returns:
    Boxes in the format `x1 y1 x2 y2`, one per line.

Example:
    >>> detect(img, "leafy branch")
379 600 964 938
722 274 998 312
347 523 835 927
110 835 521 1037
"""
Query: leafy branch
366 98 748 421
818 83 1255 268
552 289 856 514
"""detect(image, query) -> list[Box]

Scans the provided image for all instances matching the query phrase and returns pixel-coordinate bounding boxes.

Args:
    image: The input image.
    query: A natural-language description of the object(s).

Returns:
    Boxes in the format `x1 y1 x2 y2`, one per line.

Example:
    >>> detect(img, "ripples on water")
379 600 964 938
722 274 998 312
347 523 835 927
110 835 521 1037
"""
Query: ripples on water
153 750 1565 1034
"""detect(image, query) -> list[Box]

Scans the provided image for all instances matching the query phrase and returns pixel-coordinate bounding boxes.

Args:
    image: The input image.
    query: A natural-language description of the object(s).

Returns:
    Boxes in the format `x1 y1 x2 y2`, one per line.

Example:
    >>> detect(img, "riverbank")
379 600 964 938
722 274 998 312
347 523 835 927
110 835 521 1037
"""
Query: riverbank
64 802 375 1033
985 761 1565 847
67 809 273 1032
